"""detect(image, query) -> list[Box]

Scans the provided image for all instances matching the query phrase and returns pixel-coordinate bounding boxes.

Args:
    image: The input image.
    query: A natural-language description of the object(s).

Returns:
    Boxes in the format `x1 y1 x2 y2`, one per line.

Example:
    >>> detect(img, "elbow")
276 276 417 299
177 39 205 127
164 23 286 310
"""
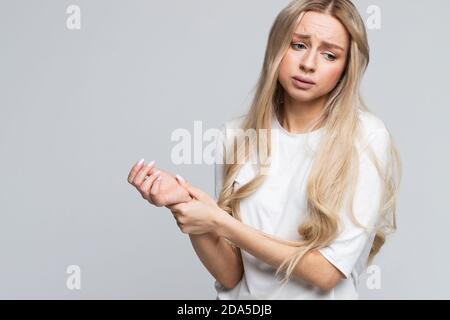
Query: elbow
218 279 238 290
219 268 244 290
317 278 339 292
316 271 343 292
221 273 242 290
221 281 238 290
307 251 345 292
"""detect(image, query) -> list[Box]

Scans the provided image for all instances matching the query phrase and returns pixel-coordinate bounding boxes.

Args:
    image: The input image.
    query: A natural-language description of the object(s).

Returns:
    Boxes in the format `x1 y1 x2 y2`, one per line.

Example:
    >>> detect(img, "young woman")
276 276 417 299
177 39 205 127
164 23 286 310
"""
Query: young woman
127 0 402 300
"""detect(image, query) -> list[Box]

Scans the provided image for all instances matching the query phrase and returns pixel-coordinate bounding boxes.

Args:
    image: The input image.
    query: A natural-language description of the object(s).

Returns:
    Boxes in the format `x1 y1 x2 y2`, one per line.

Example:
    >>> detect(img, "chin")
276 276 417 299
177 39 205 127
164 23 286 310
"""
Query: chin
288 90 318 103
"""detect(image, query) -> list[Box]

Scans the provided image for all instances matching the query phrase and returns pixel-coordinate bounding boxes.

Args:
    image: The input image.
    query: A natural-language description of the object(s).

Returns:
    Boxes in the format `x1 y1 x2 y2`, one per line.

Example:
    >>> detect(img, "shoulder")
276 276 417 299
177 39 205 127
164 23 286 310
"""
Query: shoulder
222 113 247 131
357 110 391 151
356 110 394 170
216 114 248 143
358 109 389 136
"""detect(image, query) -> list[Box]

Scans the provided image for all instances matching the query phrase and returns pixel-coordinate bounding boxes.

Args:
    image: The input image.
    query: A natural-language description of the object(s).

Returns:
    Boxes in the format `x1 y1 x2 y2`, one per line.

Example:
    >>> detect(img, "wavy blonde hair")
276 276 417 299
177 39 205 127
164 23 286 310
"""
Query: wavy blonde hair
217 0 402 285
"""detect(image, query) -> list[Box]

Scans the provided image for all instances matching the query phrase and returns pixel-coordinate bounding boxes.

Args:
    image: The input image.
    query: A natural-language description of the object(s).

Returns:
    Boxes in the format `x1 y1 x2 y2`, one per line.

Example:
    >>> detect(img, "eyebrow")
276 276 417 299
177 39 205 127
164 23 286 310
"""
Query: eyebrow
293 33 345 52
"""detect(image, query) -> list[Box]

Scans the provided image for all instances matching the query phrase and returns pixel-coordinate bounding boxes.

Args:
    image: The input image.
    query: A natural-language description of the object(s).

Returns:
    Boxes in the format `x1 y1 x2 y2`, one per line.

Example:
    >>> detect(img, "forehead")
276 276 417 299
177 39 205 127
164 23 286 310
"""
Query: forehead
294 11 349 47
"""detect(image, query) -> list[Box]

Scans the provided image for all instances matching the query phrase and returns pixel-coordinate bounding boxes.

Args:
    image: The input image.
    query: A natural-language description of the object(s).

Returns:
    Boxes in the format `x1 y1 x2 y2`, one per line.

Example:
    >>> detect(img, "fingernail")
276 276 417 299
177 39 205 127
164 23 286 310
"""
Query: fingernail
153 170 161 176
175 174 185 182
137 158 144 166
147 160 155 168
157 176 162 181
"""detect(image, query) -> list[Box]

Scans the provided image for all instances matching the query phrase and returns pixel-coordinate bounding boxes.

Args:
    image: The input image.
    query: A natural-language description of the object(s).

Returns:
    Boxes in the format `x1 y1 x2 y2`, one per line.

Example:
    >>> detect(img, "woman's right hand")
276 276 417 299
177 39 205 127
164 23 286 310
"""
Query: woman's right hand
127 159 192 207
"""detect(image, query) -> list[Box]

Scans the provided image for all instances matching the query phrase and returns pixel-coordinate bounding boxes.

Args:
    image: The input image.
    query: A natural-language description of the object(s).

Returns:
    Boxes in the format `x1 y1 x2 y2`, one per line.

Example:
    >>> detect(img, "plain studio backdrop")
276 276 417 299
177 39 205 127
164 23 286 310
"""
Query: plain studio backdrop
1 0 449 299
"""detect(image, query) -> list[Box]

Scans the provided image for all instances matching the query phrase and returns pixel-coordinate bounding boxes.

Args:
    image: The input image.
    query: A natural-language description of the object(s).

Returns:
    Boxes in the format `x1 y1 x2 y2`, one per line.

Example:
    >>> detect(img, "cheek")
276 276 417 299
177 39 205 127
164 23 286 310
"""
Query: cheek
279 51 297 79
319 64 345 89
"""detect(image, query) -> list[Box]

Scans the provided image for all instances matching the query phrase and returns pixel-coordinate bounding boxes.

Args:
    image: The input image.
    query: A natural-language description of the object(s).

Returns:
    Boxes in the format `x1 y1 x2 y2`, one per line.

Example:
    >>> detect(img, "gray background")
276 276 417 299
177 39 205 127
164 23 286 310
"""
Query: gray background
0 0 449 299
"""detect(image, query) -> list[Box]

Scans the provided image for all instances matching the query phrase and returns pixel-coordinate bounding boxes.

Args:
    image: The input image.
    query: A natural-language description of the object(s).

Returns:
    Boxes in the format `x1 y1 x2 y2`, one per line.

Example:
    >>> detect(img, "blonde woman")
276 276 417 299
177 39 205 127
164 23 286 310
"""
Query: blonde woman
127 0 401 300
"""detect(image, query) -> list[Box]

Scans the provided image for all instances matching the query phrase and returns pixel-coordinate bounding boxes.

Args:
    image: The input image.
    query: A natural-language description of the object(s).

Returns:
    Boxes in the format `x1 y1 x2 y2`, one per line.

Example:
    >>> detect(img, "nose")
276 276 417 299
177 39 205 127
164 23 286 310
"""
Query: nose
299 50 316 73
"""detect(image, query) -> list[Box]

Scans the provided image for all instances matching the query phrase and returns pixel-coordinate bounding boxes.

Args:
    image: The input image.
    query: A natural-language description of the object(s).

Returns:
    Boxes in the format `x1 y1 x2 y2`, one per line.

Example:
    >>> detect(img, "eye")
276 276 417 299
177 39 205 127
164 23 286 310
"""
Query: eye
291 42 307 50
323 53 337 61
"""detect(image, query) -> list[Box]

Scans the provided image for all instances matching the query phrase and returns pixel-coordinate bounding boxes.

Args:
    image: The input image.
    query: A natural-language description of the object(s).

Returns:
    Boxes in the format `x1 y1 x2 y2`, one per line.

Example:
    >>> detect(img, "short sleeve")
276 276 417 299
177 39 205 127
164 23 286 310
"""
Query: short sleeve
318 128 392 279
214 124 227 202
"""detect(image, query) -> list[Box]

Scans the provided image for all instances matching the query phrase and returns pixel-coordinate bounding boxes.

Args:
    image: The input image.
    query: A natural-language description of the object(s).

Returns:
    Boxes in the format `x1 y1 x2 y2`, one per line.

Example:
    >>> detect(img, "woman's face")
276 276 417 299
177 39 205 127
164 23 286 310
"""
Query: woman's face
278 11 350 103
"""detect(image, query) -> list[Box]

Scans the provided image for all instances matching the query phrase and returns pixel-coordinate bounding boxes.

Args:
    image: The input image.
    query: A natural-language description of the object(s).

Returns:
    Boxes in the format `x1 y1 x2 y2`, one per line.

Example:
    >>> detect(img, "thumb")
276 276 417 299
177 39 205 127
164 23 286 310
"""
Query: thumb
175 175 204 200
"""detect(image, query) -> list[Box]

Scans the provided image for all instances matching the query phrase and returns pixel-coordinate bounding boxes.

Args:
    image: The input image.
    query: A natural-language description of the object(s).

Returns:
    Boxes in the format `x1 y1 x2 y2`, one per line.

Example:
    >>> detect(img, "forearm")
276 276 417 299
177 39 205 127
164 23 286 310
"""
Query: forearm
188 232 243 290
215 212 340 291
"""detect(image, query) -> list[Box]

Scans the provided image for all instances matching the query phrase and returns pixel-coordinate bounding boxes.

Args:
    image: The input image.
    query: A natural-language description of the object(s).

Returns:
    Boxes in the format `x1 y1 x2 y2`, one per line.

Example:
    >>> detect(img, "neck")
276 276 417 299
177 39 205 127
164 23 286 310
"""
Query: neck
278 95 327 134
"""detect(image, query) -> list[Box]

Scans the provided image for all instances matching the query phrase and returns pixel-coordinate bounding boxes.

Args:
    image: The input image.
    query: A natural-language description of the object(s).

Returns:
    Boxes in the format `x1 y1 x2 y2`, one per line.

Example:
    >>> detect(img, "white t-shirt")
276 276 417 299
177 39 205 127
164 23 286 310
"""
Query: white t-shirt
213 110 392 300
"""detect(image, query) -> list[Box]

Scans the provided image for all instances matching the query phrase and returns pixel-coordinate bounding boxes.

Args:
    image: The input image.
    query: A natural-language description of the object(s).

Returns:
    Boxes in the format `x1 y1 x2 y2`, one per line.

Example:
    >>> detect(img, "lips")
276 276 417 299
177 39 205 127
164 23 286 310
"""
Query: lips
293 75 315 85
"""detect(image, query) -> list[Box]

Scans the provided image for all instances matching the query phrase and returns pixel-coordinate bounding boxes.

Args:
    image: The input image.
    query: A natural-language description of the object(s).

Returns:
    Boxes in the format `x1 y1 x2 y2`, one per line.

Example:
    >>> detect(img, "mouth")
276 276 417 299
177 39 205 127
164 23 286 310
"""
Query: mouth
292 75 316 90
292 75 316 85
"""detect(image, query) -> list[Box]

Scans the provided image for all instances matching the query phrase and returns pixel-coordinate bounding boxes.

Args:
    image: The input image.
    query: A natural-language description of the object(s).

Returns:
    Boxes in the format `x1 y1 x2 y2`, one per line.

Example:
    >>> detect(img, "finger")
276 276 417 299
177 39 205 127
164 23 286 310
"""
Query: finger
133 160 156 186
150 175 162 196
175 174 185 185
127 158 145 183
140 170 161 196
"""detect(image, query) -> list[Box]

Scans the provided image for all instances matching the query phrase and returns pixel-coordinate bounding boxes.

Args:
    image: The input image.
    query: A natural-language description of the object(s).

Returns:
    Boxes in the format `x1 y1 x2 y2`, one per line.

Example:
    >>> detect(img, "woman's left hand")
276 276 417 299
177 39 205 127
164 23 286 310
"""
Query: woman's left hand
167 177 228 235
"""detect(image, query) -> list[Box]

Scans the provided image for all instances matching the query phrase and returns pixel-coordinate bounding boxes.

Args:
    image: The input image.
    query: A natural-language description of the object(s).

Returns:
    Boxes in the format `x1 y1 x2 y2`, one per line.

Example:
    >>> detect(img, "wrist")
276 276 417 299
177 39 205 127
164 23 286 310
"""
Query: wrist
214 208 234 238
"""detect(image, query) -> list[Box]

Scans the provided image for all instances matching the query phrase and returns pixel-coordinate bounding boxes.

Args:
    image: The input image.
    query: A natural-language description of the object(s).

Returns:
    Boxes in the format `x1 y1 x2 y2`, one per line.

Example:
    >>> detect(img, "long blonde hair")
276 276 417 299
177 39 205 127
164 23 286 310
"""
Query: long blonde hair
217 0 402 284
